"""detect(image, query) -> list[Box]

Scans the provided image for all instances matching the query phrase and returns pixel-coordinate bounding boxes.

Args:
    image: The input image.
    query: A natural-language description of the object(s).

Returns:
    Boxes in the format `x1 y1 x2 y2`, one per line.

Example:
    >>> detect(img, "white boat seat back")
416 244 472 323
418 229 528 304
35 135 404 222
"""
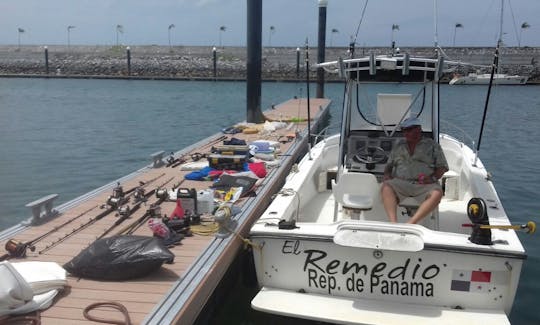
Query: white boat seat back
377 93 412 132
332 172 379 211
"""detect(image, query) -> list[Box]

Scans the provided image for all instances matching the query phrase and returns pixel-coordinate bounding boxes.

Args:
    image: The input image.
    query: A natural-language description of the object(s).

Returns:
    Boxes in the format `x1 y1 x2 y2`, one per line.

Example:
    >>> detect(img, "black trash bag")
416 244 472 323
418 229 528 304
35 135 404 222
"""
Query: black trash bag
63 235 174 280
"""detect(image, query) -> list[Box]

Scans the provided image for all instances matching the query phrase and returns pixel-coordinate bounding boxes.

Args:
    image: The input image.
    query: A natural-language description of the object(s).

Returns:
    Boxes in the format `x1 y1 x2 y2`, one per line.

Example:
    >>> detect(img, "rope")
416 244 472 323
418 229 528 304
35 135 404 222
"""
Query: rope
83 301 132 325
0 311 41 325
190 219 220 236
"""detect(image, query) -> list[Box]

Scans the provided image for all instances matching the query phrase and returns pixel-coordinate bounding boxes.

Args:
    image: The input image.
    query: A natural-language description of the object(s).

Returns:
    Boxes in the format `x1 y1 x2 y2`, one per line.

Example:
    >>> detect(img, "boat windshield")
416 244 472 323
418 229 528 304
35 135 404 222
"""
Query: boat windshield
348 82 434 133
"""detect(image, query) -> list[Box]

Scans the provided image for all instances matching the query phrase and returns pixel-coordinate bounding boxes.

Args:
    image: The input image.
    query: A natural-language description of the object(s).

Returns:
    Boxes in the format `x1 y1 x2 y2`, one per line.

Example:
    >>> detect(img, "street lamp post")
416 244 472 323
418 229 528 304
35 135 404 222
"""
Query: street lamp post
116 25 124 46
330 28 339 47
168 24 175 51
219 26 226 48
519 22 530 47
67 26 75 49
391 24 399 53
17 28 25 50
268 26 275 47
453 23 463 47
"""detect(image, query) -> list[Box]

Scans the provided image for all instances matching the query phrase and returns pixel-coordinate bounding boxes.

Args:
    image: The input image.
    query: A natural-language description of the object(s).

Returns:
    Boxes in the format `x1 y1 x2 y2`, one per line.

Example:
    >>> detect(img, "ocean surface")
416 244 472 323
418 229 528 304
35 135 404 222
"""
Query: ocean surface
0 78 539 324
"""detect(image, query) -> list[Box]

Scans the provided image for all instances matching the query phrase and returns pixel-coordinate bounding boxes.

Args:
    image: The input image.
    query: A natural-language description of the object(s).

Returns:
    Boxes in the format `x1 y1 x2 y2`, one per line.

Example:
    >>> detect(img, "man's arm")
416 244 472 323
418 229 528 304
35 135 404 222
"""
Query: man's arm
383 162 394 181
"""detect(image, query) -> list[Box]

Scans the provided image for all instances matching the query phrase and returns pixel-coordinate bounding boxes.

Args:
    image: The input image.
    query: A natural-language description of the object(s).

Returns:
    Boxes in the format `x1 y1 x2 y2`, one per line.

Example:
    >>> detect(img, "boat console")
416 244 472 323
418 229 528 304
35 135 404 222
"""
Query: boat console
345 130 433 180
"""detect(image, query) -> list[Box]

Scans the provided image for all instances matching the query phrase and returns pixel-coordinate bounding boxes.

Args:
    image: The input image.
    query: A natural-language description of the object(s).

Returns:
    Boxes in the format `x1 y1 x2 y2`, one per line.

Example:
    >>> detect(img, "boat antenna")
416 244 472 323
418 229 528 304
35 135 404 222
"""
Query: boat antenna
305 38 312 159
350 0 369 58
433 0 439 47
475 41 500 166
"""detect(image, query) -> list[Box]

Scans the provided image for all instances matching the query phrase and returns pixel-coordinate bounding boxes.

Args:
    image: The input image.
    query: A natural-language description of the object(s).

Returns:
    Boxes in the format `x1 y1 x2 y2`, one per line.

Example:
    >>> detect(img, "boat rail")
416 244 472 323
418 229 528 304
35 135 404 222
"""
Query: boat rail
440 119 476 151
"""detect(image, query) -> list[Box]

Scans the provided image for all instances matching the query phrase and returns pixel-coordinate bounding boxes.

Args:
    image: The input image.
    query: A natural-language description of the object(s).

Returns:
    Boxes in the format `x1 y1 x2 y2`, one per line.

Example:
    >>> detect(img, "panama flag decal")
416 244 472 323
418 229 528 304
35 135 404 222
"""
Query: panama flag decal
450 270 508 293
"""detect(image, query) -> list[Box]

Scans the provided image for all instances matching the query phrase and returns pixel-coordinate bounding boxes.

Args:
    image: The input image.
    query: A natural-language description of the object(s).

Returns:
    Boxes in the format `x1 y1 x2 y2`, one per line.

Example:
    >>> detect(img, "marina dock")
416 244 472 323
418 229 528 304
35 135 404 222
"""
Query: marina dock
0 97 331 324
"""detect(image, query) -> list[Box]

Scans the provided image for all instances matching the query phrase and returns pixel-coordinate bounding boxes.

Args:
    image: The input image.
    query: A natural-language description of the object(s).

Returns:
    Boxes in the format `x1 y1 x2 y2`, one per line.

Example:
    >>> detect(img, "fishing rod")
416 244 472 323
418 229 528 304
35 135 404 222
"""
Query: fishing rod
462 221 536 234
167 135 228 168
0 205 99 261
124 172 165 196
37 183 131 254
474 40 500 166
305 38 312 156
96 177 173 240
117 178 185 236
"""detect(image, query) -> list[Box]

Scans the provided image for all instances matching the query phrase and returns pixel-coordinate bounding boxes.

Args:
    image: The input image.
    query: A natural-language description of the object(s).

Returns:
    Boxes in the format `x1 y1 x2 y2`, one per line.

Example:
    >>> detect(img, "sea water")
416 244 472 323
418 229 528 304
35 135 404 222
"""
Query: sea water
0 78 539 324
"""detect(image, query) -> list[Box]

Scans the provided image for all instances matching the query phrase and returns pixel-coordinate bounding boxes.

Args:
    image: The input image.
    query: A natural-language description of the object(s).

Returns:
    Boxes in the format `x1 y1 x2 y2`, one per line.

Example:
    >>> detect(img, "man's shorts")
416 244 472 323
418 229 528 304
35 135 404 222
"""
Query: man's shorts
385 178 443 203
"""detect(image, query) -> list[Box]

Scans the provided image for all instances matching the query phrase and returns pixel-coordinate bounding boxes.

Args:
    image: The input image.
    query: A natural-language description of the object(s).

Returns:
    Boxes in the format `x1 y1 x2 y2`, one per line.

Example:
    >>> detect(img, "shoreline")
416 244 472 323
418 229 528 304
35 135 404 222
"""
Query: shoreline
1 45 539 83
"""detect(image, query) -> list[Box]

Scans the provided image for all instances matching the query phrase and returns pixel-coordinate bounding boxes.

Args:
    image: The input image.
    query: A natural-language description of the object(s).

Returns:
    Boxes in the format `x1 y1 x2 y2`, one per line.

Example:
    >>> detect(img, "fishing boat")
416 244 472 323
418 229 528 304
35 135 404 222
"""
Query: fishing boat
249 52 532 324
449 73 528 85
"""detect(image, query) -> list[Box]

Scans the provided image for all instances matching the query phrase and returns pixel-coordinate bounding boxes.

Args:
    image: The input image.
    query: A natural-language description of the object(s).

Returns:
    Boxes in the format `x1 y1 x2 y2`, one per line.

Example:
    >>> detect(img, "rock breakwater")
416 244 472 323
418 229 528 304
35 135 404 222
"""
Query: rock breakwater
1 45 539 83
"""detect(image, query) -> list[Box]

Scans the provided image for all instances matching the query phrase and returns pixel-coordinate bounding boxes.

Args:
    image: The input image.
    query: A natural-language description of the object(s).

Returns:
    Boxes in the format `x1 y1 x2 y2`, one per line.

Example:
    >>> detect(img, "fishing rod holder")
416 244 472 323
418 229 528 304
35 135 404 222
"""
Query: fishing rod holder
24 193 59 225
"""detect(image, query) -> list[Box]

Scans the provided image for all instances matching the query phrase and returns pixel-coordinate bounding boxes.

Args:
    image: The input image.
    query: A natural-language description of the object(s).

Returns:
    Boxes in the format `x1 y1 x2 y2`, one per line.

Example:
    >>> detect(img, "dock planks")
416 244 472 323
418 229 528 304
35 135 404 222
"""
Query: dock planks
0 98 331 324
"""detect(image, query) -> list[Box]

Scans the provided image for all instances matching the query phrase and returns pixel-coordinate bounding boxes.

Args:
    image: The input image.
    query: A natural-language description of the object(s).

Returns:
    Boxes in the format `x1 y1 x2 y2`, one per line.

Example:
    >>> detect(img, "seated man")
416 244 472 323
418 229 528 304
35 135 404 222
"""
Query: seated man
381 117 449 224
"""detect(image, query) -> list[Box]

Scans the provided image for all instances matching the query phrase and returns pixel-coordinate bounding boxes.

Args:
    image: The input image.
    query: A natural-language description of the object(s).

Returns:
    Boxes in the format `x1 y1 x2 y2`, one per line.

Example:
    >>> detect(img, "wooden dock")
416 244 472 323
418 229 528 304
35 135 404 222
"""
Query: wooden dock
0 98 331 324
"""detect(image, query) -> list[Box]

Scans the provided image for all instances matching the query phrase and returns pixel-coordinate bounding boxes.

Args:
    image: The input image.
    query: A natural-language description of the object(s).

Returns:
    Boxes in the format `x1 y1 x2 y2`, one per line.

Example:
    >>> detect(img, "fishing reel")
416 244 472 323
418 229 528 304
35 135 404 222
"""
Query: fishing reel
133 187 146 202
117 205 131 217
467 198 492 245
4 239 30 258
156 188 168 200
106 183 127 208
148 204 162 219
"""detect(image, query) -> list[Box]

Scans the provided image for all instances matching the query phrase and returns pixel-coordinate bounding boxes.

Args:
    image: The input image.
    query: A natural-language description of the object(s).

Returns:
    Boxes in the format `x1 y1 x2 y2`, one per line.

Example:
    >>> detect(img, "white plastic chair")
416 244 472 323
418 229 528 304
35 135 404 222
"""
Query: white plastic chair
332 172 379 221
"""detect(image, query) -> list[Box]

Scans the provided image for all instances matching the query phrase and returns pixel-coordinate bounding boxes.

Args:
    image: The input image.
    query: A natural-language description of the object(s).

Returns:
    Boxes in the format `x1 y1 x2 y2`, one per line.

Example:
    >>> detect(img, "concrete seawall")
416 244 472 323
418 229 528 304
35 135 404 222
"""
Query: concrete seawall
1 45 539 83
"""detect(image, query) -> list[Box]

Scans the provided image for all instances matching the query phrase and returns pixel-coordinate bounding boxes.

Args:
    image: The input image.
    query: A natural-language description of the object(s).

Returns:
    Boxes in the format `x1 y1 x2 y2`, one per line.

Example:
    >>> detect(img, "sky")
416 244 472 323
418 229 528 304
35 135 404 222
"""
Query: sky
1 0 539 48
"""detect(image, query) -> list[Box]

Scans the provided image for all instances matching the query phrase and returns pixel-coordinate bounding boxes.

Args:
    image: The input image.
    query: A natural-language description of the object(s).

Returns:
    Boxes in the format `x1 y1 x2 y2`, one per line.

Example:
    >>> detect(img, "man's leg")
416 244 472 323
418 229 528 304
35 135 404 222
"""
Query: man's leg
407 189 443 224
381 182 399 223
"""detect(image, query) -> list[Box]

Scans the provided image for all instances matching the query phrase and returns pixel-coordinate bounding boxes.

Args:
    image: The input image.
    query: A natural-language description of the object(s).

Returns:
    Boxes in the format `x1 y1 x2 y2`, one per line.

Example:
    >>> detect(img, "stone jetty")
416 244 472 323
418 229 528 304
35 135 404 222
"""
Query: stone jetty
0 45 539 83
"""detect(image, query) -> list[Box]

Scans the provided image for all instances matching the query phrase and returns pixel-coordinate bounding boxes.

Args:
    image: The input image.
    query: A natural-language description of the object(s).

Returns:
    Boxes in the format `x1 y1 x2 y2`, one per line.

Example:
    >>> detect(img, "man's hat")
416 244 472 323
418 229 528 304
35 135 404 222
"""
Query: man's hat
400 117 422 129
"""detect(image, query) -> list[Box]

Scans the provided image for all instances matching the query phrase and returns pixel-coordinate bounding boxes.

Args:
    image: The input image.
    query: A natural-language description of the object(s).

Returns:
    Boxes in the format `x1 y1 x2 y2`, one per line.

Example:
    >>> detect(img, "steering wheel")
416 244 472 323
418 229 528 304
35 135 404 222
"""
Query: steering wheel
354 146 387 164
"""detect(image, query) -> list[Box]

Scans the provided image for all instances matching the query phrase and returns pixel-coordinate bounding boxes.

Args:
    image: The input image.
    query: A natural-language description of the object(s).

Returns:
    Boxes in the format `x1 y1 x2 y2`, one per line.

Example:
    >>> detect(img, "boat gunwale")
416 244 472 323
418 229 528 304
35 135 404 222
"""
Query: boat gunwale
248 232 527 260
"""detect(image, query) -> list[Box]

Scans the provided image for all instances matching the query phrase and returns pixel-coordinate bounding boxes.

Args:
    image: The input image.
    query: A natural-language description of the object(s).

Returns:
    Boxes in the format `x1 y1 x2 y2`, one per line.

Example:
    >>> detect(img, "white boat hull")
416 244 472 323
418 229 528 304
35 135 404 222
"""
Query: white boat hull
449 73 528 85
250 134 524 323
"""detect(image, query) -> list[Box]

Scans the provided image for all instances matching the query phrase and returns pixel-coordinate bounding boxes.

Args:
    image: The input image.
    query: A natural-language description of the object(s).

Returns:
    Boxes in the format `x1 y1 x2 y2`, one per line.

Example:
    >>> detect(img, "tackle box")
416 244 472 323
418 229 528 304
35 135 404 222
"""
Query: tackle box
212 145 250 156
207 154 247 170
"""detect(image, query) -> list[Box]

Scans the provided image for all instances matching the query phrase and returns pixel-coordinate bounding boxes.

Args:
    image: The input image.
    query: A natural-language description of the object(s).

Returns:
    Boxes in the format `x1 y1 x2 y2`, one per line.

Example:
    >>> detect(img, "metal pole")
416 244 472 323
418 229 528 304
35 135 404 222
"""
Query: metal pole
246 0 264 123
316 0 327 98
44 46 49 74
213 47 217 80
296 47 300 79
126 47 131 76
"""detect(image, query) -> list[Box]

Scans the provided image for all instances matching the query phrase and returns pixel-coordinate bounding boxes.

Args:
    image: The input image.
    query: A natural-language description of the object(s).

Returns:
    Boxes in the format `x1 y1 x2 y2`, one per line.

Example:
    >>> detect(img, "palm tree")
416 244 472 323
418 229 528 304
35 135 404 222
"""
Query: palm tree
330 28 339 47
219 26 226 48
168 24 175 50
67 26 76 49
268 26 275 47
17 27 25 50
453 23 463 47
519 22 530 47
116 25 124 46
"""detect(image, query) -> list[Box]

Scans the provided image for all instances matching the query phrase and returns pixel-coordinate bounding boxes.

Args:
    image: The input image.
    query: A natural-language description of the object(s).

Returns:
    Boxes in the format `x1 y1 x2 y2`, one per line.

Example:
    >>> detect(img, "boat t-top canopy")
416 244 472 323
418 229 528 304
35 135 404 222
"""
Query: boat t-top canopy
315 53 445 82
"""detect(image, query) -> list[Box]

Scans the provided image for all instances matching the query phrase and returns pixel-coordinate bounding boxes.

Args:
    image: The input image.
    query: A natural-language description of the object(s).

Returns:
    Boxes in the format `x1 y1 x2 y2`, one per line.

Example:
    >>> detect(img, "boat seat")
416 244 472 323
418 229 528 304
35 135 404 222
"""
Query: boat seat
399 197 439 230
332 172 379 220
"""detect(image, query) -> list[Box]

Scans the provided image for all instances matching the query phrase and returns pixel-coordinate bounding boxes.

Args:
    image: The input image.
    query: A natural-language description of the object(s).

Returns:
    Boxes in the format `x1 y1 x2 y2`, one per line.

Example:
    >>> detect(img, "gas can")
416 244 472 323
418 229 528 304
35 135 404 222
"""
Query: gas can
197 189 215 214
177 188 197 216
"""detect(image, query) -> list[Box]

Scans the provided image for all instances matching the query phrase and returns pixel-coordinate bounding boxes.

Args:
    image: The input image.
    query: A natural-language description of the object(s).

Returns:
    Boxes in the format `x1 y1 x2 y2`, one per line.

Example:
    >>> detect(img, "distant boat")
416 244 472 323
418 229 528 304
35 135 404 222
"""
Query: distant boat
450 0 528 86
449 73 528 85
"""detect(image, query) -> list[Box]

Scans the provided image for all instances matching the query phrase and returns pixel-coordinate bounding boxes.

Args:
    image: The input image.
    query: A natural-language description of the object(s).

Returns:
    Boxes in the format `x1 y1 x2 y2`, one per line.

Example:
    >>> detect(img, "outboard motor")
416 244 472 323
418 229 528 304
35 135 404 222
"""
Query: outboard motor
467 198 492 245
